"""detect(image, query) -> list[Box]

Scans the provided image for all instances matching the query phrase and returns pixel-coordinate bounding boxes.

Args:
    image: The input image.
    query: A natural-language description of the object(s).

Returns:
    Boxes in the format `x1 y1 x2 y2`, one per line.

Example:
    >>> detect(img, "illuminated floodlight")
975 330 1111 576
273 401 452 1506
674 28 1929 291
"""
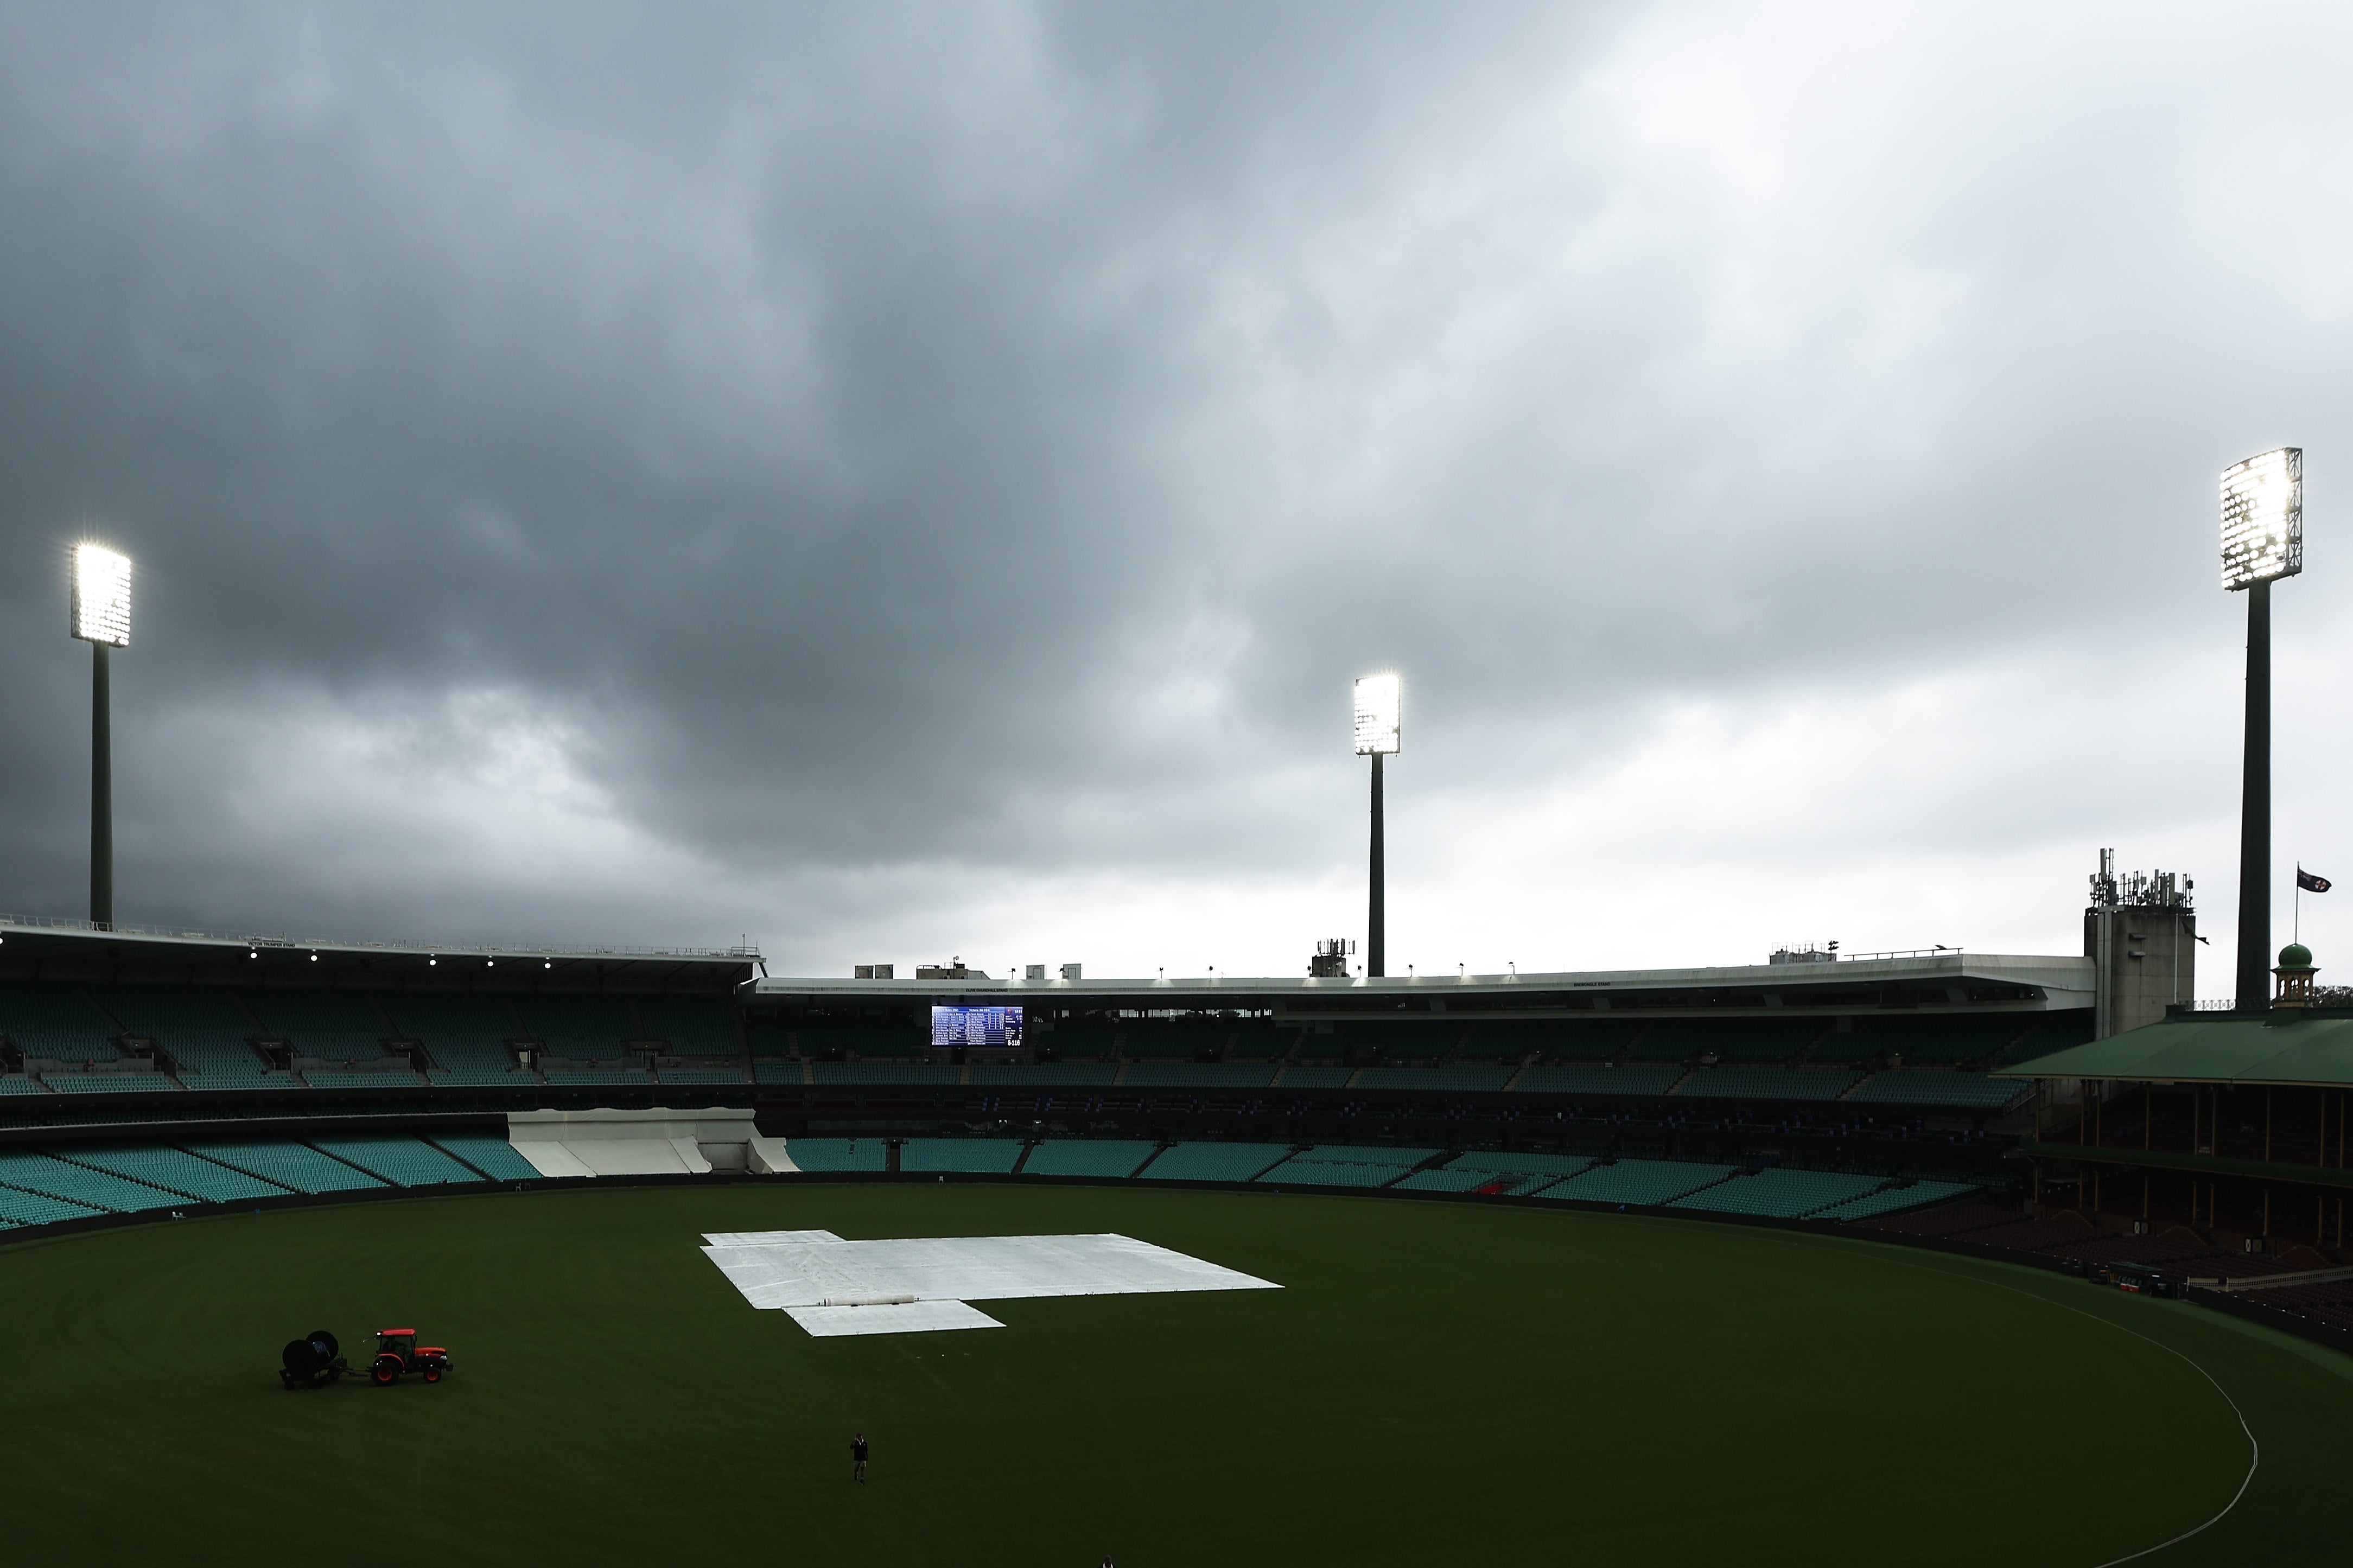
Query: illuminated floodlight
70 544 132 646
2221 448 2303 590
1352 673 1401 756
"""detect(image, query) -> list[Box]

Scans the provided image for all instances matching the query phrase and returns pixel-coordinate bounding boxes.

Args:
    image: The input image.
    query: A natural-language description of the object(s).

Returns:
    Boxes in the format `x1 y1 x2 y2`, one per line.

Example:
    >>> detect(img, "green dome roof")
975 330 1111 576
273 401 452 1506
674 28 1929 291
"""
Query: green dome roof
2279 942 2314 968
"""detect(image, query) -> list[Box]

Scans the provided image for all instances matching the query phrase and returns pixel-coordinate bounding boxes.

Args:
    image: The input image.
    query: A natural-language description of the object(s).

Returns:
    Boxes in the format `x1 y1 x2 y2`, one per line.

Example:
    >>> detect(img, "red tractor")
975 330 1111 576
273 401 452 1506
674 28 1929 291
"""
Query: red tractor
368 1328 452 1386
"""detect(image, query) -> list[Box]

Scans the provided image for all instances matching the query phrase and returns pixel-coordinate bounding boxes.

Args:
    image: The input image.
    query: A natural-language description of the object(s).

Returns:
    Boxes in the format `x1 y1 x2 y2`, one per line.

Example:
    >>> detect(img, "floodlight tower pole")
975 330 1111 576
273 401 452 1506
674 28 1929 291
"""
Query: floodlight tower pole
91 639 112 930
1368 751 1385 979
2234 581 2270 1009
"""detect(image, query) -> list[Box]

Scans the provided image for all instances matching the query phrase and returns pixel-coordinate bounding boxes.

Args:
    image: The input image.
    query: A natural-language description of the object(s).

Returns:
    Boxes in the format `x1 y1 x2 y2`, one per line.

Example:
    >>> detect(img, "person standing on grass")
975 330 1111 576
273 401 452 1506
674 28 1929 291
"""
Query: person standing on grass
851 1432 870 1483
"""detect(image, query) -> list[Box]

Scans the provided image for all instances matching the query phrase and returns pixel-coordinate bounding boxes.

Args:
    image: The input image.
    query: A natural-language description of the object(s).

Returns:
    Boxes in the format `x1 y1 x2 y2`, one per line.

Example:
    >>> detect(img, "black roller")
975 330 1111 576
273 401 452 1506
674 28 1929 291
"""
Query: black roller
307 1329 339 1361
282 1338 321 1379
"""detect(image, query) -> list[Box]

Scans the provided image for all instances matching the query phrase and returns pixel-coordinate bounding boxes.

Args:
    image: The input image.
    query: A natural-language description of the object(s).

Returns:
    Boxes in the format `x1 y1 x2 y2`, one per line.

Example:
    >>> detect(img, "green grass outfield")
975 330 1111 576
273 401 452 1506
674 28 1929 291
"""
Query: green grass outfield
2 1181 2346 1566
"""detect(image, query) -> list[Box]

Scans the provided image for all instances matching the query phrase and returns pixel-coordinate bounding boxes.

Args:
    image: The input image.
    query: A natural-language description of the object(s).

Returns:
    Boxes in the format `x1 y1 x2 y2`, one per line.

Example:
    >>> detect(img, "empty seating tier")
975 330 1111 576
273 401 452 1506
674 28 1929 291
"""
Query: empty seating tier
1396 1149 1600 1195
0 1187 102 1227
1277 1066 1352 1089
899 1138 1025 1174
973 1063 1119 1087
1357 1065 1514 1092
68 1144 288 1202
811 1063 959 1086
1541 1159 1736 1207
1256 1160 1413 1189
1845 1072 2025 1109
241 989 391 1060
1134 1142 1294 1183
1123 1063 1277 1089
431 1136 546 1181
634 996 739 1056
313 1136 481 1187
1668 1168 1888 1219
0 1150 182 1212
185 1140 388 1194
1672 1068 1860 1102
1514 1065 1682 1097
1816 1180 1985 1221
1017 1140 1158 1178
93 988 263 1079
42 1073 177 1093
781 1138 887 1172
303 1069 422 1090
0 986 124 1063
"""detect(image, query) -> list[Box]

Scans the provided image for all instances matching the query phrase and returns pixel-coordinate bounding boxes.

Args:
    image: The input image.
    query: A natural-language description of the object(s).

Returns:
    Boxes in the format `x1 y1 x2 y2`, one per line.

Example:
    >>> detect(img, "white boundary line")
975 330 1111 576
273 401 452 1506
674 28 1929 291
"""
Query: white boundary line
1744 1228 2259 1565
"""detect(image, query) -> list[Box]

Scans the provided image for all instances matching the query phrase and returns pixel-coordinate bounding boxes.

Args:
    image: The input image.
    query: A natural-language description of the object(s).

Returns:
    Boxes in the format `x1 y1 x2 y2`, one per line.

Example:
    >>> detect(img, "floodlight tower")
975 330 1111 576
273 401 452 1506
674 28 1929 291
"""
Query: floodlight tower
2220 449 2302 1008
1353 673 1401 979
69 544 131 929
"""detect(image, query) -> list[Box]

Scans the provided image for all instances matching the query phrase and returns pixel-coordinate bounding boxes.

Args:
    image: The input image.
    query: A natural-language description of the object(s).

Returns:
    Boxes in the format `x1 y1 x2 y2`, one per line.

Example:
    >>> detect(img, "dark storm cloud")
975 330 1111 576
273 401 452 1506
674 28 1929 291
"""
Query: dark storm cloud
2 3 2350 975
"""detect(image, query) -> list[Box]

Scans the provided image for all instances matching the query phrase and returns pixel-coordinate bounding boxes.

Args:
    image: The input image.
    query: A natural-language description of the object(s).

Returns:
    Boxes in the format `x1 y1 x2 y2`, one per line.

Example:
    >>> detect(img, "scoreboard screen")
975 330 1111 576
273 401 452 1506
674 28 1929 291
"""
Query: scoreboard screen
930 1005 1024 1051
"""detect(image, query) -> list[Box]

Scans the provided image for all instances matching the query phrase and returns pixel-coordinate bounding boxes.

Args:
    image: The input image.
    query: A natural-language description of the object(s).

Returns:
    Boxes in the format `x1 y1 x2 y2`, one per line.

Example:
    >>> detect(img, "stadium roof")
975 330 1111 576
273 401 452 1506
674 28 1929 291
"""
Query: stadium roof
0 914 759 991
749 951 2093 1017
1993 1009 2353 1088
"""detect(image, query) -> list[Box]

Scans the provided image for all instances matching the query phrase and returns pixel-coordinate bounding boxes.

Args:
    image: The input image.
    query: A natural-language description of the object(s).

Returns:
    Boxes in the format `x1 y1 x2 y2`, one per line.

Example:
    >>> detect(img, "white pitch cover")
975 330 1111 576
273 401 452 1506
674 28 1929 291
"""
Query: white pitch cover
701 1230 1279 1336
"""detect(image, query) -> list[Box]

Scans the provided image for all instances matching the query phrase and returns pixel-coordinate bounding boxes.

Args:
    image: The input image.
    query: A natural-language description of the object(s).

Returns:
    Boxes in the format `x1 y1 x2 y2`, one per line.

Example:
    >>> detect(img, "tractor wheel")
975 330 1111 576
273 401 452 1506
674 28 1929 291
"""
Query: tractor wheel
423 1367 442 1384
371 1360 398 1386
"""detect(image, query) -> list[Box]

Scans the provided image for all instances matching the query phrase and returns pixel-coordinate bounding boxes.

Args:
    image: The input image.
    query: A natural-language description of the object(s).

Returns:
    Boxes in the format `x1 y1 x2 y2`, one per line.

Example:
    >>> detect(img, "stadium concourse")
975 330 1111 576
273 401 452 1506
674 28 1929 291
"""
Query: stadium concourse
1 911 2348 1347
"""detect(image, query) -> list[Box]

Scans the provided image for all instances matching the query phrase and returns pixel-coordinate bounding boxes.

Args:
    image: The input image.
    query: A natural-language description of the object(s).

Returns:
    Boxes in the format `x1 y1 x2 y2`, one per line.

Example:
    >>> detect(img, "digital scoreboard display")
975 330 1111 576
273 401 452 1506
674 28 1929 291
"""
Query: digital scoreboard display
931 1005 1024 1051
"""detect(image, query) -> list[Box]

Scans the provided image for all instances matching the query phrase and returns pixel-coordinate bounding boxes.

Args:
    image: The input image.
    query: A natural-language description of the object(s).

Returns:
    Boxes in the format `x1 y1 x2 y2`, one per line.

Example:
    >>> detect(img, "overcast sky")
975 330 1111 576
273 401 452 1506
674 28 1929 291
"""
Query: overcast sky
3 3 2350 985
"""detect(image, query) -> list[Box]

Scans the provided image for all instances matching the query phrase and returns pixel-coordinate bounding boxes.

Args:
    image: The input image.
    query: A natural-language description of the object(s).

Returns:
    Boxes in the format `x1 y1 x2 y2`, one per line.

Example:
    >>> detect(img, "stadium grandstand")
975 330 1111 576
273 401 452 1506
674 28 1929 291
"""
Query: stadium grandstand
3 871 2348 1353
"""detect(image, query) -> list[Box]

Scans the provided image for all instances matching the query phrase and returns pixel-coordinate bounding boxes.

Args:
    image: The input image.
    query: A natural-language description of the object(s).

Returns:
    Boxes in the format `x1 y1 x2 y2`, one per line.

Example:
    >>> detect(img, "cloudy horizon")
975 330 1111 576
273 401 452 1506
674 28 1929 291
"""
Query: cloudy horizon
4 3 2349 986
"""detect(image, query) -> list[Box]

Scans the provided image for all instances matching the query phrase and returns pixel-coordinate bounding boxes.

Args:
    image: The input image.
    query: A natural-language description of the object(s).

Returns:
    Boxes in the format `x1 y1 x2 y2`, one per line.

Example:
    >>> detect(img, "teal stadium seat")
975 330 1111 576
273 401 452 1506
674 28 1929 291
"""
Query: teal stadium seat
41 1072 178 1093
303 1069 422 1089
1018 1140 1158 1178
69 1144 288 1202
186 1139 388 1194
427 1066 528 1086
0 1075 48 1095
0 1149 182 1211
0 985 124 1062
781 1138 887 1172
94 988 277 1087
753 1061 806 1084
974 1063 1120 1087
811 1063 959 1086
1668 1168 1888 1218
658 1067 746 1085
636 996 739 1055
0 1186 101 1226
241 989 392 1061
430 1136 546 1181
313 1136 481 1187
385 993 532 1083
1392 1150 1598 1195
1357 1065 1514 1092
513 994 640 1060
1846 1072 2026 1109
1124 1063 1277 1089
1278 1066 1353 1089
898 1138 1025 1174
544 1069 652 1086
1671 1067 1860 1102
1135 1142 1294 1182
1815 1180 1985 1221
1514 1064 1682 1096
1256 1144 1438 1188
1537 1023 1642 1061
1541 1158 1736 1207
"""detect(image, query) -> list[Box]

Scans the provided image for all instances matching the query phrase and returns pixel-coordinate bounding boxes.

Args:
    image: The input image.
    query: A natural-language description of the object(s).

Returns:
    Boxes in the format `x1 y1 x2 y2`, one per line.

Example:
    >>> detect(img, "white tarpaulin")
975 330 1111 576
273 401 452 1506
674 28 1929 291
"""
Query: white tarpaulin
700 1229 1279 1336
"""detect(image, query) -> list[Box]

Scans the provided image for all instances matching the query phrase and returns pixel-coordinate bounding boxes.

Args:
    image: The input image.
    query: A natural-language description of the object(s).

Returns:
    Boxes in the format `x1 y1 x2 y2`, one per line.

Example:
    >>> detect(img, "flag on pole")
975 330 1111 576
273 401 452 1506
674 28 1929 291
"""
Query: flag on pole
2297 867 2332 893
